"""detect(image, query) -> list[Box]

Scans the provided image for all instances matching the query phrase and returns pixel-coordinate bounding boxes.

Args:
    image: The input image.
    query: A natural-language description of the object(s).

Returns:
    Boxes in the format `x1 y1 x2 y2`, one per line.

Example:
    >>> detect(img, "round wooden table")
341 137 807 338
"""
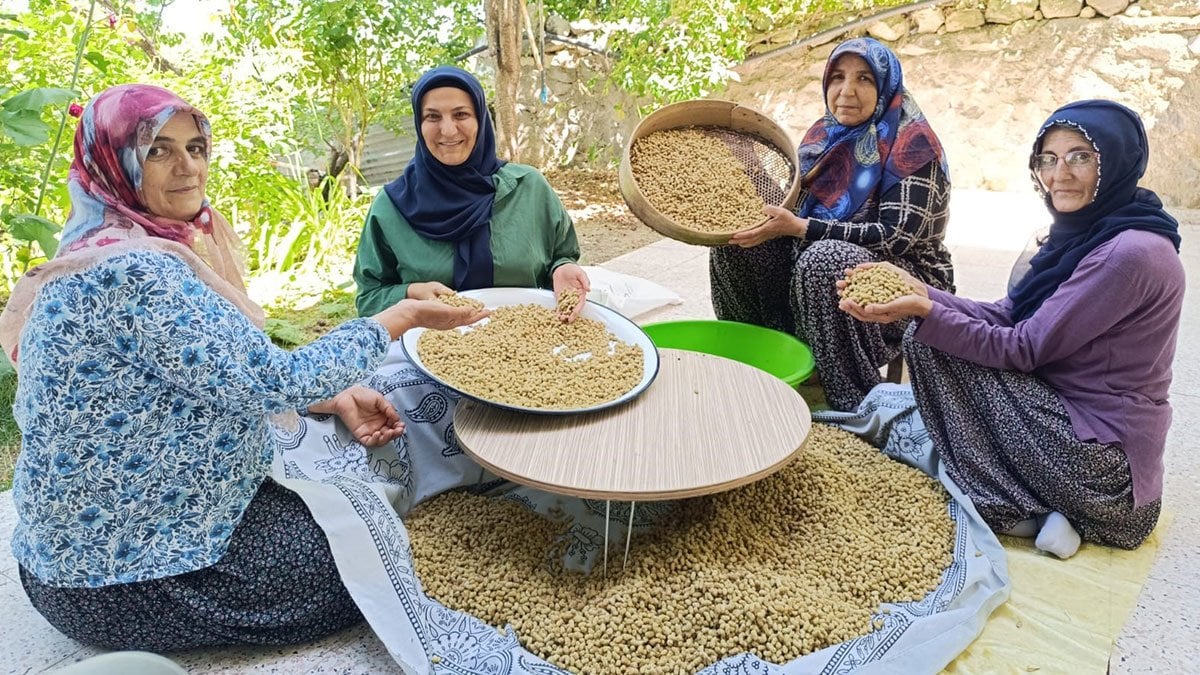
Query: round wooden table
455 348 812 571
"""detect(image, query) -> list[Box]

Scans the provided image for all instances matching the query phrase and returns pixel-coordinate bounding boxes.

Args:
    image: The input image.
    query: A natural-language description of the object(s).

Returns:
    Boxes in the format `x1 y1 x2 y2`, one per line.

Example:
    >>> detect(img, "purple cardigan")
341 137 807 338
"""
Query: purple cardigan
914 230 1184 507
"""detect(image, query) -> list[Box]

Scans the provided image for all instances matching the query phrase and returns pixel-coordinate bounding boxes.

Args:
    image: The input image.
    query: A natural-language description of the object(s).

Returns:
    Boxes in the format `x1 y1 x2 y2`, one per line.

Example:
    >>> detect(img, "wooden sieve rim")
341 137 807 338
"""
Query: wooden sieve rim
618 99 804 247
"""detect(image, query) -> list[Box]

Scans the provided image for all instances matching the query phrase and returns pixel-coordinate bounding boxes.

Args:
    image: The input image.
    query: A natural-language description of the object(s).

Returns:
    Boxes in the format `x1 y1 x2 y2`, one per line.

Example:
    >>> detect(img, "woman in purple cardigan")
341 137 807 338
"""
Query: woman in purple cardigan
838 100 1183 559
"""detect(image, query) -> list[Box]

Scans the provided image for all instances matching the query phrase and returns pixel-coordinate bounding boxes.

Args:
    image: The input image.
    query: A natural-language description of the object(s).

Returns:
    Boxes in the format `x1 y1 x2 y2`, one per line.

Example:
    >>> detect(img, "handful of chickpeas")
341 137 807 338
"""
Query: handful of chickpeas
437 293 487 311
840 265 913 306
556 288 581 319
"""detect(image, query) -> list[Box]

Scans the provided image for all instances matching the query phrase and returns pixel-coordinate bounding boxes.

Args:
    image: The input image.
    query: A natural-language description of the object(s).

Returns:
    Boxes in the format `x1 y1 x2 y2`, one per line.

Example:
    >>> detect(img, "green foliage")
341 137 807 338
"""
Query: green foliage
264 317 309 346
0 86 77 145
0 367 18 492
5 213 60 258
0 0 148 285
224 0 484 173
543 0 900 105
243 156 372 276
264 286 360 347
0 347 12 379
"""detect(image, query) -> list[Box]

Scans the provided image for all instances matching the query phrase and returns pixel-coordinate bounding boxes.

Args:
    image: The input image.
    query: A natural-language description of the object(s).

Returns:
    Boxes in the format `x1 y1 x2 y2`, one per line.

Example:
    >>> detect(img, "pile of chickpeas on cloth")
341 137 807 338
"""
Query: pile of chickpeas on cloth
407 424 955 673
630 127 766 234
416 292 643 409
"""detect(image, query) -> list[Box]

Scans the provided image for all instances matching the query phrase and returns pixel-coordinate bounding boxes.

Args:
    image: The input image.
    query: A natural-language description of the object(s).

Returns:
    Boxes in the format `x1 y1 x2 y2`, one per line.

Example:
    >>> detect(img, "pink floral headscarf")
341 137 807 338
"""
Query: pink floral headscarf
0 84 264 368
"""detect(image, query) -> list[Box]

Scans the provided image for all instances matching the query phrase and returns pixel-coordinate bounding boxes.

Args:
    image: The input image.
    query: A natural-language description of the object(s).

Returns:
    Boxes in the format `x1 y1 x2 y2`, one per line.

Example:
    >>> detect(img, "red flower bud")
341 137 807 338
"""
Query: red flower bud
68 103 84 118
107 13 118 28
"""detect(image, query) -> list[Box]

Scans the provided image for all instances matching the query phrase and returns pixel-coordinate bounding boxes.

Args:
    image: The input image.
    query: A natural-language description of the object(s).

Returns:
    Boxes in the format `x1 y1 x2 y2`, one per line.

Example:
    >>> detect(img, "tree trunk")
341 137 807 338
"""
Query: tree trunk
486 0 522 162
326 142 350 202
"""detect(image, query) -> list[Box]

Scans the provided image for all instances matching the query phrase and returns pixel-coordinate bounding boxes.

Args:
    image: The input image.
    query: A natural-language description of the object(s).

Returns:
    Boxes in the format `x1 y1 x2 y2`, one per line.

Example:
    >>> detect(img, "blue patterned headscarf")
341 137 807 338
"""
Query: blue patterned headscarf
384 66 505 291
796 38 947 221
1007 100 1181 322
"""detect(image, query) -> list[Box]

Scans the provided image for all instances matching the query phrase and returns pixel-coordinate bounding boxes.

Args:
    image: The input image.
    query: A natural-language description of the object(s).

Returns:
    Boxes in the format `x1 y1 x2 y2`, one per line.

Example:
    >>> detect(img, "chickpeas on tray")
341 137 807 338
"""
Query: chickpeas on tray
402 288 660 414
619 99 805 246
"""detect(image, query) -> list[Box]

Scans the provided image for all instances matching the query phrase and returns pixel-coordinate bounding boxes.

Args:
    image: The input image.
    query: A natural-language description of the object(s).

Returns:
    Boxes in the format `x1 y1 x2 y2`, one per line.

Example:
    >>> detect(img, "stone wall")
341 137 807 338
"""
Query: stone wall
516 1 1200 207
506 23 643 169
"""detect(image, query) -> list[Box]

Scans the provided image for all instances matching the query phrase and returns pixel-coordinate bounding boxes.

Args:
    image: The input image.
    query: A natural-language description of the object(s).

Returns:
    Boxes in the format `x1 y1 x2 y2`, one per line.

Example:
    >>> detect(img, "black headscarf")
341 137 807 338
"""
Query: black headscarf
384 66 505 290
1007 99 1180 322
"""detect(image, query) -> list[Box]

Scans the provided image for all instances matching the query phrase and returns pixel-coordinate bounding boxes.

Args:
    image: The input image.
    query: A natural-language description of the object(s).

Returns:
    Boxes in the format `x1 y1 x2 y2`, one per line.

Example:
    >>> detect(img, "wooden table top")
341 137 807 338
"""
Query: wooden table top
454 348 811 501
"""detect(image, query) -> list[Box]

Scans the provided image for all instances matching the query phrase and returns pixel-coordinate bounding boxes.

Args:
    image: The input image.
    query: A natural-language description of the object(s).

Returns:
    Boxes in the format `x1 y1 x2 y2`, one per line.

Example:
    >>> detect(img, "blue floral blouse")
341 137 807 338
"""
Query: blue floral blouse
10 250 390 587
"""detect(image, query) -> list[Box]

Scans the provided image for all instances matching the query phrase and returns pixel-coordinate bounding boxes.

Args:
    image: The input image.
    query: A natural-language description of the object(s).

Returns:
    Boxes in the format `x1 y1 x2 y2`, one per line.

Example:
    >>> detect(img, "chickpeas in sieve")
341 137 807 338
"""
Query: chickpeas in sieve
630 128 766 234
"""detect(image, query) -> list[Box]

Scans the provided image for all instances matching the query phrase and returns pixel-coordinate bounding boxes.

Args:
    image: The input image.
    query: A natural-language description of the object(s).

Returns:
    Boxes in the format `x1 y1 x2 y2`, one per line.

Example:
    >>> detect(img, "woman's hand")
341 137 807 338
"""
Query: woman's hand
373 299 490 340
407 281 454 301
552 263 591 323
728 205 808 248
308 385 405 447
836 262 933 324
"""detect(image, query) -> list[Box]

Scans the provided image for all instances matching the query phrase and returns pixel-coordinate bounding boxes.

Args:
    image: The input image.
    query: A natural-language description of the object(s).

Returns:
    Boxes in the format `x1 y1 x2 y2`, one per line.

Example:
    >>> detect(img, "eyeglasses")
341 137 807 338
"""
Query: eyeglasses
1031 150 1098 173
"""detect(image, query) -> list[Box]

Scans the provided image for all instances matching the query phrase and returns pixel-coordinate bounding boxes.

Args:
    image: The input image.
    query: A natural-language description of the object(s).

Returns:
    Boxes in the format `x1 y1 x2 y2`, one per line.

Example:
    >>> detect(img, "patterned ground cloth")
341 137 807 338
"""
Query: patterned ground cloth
263 342 1011 674
18 479 362 650
903 327 1160 548
711 239 908 411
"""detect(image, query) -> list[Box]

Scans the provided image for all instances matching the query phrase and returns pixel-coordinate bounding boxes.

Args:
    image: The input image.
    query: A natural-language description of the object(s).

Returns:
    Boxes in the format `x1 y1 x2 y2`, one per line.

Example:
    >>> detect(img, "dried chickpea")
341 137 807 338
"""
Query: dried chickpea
630 127 765 234
417 303 643 409
407 424 955 672
438 293 486 311
841 266 913 306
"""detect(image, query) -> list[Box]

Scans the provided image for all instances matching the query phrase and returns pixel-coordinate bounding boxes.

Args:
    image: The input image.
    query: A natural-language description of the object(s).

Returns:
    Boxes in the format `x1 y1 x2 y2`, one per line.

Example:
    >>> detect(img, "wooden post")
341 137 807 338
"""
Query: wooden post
485 0 522 162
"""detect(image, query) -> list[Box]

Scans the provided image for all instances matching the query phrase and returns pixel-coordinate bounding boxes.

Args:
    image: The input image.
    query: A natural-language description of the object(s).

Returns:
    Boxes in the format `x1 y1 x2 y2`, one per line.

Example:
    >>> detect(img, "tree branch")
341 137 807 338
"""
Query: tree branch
95 0 183 75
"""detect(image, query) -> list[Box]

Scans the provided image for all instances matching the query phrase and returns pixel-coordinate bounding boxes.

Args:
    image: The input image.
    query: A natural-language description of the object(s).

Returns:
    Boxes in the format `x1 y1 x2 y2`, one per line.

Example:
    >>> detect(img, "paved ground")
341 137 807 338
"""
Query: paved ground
2 188 1195 673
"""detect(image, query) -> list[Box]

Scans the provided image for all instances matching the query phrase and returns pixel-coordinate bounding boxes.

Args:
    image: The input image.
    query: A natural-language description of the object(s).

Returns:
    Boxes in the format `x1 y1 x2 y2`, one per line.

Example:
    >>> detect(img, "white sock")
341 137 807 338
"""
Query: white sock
1000 518 1038 538
1035 511 1082 559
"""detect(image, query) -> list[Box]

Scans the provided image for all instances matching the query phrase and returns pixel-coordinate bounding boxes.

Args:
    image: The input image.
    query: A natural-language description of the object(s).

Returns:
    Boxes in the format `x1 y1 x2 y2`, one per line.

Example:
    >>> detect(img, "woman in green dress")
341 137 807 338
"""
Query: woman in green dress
354 65 589 318
350 65 590 505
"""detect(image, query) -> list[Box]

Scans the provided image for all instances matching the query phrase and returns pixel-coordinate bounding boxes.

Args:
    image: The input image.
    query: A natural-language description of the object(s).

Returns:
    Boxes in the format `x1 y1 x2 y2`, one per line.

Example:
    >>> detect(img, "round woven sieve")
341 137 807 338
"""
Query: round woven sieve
619 100 804 246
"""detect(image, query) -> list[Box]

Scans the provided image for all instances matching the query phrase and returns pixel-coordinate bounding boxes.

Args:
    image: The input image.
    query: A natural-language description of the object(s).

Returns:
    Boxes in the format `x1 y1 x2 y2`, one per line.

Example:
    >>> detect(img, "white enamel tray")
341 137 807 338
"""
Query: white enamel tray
400 287 660 414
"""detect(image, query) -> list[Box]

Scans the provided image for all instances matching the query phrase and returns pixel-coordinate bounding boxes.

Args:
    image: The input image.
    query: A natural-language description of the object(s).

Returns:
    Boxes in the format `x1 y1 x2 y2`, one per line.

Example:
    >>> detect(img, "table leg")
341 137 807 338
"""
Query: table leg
622 501 636 571
603 500 610 578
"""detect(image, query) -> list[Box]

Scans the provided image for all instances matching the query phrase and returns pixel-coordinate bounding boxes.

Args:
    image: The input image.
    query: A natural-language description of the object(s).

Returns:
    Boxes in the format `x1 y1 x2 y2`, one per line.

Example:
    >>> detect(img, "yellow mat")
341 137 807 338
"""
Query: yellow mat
943 512 1173 674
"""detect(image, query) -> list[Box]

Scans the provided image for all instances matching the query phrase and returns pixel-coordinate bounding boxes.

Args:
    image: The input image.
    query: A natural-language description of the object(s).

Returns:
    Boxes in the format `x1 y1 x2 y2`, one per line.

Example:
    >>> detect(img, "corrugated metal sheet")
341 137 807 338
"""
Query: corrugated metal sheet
360 125 417 187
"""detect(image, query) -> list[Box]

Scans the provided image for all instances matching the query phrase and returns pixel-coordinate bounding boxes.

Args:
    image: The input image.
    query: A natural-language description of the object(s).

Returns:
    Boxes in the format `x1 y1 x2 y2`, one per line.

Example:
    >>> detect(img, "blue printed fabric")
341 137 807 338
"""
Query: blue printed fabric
10 249 390 587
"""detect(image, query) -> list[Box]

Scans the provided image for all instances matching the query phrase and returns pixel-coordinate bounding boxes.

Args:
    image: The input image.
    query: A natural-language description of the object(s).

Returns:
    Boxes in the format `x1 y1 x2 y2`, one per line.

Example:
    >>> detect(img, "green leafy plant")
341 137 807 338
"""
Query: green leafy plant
0 86 77 146
224 0 482 194
0 351 18 492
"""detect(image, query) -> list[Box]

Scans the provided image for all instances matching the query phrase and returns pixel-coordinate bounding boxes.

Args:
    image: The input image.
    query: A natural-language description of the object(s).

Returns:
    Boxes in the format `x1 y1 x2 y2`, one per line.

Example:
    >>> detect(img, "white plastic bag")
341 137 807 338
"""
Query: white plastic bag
581 265 683 319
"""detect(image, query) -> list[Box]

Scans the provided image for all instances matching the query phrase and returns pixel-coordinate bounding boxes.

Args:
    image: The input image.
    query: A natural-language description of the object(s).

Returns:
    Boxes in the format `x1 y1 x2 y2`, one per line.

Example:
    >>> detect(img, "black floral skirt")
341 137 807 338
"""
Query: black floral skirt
20 478 363 651
904 326 1160 548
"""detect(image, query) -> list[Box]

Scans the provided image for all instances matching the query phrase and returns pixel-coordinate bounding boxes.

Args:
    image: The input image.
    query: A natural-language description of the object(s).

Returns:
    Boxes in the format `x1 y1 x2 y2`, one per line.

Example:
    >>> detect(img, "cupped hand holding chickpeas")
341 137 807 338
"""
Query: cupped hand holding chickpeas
373 297 490 341
728 204 810 248
552 262 591 322
837 262 933 323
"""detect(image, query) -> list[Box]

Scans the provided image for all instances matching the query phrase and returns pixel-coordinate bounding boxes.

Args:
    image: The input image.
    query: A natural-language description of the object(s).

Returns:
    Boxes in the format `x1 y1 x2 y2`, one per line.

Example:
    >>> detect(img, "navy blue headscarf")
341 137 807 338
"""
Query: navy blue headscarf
384 66 504 290
1007 100 1180 322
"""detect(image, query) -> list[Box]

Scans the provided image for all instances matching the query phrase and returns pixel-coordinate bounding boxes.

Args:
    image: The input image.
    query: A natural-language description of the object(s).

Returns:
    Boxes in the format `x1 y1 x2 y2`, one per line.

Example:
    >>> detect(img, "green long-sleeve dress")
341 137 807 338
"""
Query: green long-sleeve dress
353 163 581 316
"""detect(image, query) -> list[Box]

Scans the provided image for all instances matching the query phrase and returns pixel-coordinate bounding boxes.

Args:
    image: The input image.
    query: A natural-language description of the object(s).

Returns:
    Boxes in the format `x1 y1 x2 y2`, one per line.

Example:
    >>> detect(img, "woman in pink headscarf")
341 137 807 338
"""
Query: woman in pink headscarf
0 84 485 650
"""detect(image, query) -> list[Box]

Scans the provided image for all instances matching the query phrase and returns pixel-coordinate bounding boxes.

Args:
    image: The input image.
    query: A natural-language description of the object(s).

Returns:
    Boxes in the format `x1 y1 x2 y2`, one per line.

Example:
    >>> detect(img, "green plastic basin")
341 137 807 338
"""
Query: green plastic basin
641 319 815 387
